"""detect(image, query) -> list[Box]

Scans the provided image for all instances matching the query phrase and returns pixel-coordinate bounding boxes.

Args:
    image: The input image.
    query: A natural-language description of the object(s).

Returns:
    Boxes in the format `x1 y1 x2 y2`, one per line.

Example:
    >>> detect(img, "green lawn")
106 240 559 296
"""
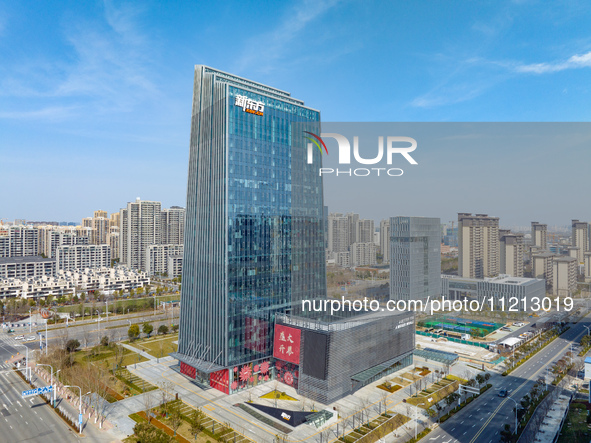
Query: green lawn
131 334 179 358
557 403 591 443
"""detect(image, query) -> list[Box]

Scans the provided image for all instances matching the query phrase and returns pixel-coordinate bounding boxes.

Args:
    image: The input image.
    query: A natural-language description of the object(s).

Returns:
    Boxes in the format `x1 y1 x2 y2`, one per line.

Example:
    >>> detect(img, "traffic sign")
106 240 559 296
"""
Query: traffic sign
21 385 53 398
79 413 83 424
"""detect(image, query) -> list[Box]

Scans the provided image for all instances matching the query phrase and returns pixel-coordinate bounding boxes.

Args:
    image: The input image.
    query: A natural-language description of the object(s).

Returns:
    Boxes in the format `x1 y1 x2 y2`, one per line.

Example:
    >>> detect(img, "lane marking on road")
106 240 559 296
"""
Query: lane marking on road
470 326 587 443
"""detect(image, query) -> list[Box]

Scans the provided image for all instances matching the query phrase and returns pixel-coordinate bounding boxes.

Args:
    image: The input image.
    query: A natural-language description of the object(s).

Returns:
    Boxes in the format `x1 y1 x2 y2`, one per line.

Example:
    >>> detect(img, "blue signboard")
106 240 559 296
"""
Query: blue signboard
21 385 52 398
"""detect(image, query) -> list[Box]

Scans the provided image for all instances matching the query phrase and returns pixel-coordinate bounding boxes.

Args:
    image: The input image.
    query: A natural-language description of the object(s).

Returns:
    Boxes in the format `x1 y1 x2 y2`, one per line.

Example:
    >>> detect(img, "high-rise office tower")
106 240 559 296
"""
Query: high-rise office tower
380 219 391 264
120 198 162 271
571 219 588 265
161 206 185 245
531 222 547 250
389 216 441 302
176 66 325 393
458 213 500 278
499 231 524 277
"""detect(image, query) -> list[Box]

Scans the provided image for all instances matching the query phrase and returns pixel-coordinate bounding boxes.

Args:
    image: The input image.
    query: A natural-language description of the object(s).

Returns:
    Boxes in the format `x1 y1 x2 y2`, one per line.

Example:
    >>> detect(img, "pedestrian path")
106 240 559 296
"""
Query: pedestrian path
121 342 157 361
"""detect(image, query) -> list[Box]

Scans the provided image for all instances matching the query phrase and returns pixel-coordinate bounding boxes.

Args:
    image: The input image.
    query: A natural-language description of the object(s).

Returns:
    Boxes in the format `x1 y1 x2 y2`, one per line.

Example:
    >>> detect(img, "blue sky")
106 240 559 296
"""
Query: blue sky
1 1 590 225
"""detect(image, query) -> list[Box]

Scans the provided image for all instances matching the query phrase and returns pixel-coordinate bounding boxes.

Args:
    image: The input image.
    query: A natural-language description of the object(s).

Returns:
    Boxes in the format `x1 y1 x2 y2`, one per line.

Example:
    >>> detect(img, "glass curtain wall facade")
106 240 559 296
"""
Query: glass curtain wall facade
390 216 441 302
177 66 326 393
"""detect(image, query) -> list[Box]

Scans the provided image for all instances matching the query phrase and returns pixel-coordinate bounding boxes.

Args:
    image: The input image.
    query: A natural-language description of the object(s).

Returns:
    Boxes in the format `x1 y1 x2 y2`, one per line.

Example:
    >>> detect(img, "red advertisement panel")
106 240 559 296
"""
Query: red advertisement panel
273 324 301 365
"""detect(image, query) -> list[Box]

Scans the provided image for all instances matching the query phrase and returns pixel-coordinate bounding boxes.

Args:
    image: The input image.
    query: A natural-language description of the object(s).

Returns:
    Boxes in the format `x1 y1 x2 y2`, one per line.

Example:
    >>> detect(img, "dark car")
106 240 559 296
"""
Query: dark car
499 389 508 397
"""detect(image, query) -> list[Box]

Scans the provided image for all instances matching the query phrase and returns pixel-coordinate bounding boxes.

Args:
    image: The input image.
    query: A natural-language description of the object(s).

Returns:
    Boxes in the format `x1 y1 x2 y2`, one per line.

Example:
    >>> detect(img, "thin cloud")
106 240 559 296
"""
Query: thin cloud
515 50 591 74
0 106 78 120
0 1 157 119
234 0 341 74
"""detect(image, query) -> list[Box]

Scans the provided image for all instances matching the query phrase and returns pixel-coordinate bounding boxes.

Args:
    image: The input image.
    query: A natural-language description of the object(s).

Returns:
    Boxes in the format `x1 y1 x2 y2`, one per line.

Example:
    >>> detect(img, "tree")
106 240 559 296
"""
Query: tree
171 324 179 333
168 401 182 436
143 322 154 337
189 408 205 440
100 336 109 347
158 325 169 335
143 391 154 423
65 339 80 353
128 324 140 341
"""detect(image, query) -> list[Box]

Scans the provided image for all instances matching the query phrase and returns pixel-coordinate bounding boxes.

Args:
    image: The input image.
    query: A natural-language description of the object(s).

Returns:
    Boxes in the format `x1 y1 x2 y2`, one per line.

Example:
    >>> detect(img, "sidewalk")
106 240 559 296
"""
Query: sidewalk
32 366 127 442
121 342 157 361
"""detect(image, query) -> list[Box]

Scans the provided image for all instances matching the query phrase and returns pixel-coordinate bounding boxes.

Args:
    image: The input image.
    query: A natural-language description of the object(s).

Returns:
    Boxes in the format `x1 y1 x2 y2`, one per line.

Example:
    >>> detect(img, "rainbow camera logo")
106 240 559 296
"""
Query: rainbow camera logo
304 131 328 163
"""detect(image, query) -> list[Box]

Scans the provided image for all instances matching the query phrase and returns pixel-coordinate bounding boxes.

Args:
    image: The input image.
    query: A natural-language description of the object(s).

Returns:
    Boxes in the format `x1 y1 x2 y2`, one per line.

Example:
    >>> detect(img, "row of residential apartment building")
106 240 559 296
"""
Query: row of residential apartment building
0 266 149 299
1 201 185 277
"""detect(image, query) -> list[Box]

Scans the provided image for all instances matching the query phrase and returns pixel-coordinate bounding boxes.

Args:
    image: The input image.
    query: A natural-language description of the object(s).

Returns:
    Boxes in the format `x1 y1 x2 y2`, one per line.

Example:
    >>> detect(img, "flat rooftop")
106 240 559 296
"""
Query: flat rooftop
0 256 55 264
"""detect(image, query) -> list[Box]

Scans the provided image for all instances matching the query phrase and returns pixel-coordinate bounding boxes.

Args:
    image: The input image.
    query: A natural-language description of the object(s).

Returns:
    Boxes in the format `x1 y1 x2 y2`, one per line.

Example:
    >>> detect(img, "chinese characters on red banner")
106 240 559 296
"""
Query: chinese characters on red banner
273 324 301 365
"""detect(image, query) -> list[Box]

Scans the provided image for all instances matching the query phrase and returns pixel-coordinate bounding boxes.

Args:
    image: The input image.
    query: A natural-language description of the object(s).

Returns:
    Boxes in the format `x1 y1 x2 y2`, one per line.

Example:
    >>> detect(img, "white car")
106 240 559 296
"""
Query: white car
25 336 36 341
15 335 24 340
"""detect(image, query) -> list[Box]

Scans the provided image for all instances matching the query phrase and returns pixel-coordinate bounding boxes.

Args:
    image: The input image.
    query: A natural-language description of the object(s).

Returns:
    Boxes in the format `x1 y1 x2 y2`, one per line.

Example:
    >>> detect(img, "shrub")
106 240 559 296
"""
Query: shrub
133 422 174 443
65 339 80 353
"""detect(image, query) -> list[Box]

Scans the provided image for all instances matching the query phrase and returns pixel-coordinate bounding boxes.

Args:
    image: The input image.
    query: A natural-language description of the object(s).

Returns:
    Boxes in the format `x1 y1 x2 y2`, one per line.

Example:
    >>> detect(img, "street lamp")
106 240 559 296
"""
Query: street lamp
15 344 29 381
584 325 590 335
29 308 32 333
506 396 519 434
37 363 55 407
64 385 83 434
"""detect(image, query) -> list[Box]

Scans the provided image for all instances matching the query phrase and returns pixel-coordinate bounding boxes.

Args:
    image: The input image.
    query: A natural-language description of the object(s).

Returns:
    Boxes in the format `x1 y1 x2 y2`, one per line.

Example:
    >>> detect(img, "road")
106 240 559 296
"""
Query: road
1 308 179 357
421 316 589 443
0 369 80 442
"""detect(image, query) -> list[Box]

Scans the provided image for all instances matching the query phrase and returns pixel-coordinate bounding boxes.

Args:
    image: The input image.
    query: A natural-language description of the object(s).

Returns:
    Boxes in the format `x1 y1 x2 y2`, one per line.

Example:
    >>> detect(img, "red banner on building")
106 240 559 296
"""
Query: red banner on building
273 324 301 365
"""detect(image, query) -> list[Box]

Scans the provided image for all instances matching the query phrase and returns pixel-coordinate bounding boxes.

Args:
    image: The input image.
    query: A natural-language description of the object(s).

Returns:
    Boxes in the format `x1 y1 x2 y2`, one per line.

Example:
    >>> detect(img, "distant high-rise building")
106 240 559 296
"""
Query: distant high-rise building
356 219 374 244
110 212 121 228
346 213 359 246
390 216 441 302
531 222 547 250
552 256 577 296
500 232 524 277
323 206 329 250
584 252 591 282
120 198 162 271
571 219 588 265
327 213 349 254
107 226 120 261
0 226 38 258
161 206 185 245
56 244 110 271
146 244 183 276
458 213 499 278
380 219 391 264
82 211 110 245
350 242 377 266
532 251 554 288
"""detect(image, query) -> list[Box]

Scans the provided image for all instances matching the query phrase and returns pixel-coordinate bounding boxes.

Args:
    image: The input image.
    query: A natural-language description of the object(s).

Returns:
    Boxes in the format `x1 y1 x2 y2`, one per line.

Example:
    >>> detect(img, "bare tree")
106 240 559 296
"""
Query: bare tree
143 391 154 423
379 391 389 415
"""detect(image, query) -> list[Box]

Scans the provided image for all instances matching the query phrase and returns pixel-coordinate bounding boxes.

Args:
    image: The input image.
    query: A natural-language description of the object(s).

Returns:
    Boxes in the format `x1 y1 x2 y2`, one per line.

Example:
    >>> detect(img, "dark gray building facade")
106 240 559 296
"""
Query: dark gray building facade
276 311 415 404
